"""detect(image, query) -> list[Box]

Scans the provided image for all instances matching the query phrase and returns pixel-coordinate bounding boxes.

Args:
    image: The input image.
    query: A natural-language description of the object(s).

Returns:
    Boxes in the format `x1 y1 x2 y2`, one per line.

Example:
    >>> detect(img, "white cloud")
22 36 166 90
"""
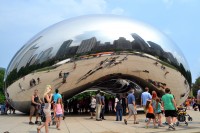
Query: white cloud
162 0 174 8
163 29 172 35
111 7 124 15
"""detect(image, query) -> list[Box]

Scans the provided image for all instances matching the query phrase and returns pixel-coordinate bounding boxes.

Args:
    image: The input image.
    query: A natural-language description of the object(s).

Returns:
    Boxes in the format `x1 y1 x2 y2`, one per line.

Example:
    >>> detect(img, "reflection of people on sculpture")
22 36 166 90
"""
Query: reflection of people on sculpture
29 79 36 88
37 77 41 84
164 71 169 77
154 62 159 66
73 62 77 70
78 56 127 83
161 65 165 70
19 83 25 91
59 71 62 78
143 70 149 73
63 72 69 83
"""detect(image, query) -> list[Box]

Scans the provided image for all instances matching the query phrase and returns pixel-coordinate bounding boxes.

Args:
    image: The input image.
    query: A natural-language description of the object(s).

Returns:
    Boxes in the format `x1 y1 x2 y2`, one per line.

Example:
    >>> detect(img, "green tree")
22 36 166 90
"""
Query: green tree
192 77 200 97
0 68 5 104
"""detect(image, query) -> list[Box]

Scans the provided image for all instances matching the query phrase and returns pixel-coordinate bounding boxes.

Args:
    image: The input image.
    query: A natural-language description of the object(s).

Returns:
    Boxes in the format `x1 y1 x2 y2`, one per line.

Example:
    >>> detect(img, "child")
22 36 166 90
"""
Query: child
54 98 64 130
145 100 157 128
155 98 164 127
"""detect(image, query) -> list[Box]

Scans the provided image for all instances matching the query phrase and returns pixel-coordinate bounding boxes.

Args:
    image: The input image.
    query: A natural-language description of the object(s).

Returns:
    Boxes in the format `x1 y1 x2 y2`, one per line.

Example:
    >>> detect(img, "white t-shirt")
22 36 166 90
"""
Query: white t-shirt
198 89 200 95
91 98 96 108
115 98 119 108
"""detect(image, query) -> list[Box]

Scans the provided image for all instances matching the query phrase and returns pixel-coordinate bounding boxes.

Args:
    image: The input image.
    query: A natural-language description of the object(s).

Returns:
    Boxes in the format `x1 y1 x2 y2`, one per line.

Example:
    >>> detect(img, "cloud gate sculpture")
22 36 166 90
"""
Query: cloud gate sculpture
4 15 191 113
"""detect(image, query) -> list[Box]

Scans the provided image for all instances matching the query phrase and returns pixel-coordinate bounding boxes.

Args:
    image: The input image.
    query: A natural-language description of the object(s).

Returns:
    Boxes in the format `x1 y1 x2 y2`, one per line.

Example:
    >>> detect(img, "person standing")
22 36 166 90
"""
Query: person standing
37 85 53 133
114 94 123 121
95 90 102 121
161 88 178 130
100 93 106 120
90 96 96 119
29 89 42 125
54 98 64 130
197 88 200 111
141 87 152 121
141 87 152 112
53 89 62 104
124 89 139 124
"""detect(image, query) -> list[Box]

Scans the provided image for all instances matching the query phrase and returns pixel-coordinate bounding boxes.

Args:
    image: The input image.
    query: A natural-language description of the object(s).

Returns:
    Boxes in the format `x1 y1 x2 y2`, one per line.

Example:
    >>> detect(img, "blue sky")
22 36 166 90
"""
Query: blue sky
0 0 199 82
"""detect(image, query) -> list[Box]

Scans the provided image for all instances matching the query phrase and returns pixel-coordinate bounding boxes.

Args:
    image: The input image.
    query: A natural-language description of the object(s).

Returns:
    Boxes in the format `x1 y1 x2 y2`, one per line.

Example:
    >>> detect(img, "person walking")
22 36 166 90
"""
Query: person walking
37 85 53 133
155 98 164 127
54 98 64 130
145 100 157 128
90 96 96 119
124 89 139 125
100 93 106 120
95 90 102 121
29 89 42 125
141 87 152 121
161 88 178 130
114 94 123 121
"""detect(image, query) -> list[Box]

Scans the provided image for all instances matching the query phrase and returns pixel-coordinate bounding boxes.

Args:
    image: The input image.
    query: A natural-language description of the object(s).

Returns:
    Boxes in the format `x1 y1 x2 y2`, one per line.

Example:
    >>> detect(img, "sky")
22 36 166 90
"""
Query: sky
0 0 200 82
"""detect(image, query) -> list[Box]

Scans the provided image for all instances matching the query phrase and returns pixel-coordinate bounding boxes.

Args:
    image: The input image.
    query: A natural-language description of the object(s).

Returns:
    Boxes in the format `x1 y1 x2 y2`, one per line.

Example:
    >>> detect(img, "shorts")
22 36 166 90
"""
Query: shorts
56 114 63 117
90 107 95 113
128 104 137 115
30 105 38 116
165 110 177 117
156 111 162 114
146 113 155 119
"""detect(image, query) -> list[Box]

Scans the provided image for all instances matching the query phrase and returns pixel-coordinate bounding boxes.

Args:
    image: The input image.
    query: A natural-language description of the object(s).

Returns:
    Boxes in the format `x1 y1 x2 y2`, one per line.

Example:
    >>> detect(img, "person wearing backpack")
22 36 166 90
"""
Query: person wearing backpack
114 94 123 121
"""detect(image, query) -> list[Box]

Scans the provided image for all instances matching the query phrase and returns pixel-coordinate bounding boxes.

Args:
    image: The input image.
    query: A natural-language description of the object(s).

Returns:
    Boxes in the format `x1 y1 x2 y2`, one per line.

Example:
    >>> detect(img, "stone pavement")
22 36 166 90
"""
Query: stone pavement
0 110 200 133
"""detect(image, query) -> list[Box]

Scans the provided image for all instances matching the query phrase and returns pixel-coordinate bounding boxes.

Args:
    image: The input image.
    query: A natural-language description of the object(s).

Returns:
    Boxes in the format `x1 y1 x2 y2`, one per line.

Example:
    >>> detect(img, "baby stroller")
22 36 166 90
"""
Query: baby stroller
40 103 56 126
176 107 192 126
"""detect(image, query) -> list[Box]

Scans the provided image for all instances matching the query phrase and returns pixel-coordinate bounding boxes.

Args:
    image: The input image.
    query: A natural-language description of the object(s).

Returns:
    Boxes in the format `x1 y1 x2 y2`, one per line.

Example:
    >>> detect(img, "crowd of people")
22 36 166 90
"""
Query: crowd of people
2 85 200 133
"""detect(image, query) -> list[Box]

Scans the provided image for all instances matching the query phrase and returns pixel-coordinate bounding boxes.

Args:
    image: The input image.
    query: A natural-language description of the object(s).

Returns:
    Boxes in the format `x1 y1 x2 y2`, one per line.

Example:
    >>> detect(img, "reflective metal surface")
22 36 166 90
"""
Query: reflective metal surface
5 15 191 113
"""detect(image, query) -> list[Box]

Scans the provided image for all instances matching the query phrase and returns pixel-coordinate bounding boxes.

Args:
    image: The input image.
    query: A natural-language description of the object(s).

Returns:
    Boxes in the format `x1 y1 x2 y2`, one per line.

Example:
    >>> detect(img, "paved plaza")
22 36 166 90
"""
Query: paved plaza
0 109 200 133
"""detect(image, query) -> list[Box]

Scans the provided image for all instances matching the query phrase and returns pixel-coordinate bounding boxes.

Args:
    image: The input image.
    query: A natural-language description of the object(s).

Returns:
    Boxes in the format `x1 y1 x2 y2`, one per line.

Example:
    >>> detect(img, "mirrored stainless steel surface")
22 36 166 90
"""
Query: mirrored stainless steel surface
4 15 191 113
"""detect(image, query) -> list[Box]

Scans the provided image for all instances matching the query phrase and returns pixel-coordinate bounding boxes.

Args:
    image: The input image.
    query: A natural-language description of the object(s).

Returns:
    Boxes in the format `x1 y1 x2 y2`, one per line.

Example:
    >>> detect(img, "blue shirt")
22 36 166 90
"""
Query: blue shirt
141 92 152 106
53 93 62 103
127 93 135 104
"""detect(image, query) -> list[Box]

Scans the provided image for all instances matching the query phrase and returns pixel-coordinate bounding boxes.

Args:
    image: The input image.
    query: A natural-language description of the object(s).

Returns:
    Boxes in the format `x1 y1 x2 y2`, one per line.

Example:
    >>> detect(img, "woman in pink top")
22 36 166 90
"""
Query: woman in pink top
54 98 64 130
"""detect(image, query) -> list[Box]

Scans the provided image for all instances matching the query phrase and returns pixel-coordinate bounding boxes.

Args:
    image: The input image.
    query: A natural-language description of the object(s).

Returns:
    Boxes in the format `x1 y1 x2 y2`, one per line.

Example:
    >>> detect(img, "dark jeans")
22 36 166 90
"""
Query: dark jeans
122 104 126 115
100 105 105 119
116 109 123 121
198 104 200 111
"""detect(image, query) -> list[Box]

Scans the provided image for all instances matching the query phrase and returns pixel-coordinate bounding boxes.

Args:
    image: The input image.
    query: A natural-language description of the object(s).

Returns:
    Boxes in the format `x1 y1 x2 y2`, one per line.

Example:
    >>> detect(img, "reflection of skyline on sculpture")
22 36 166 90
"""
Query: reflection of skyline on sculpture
6 15 189 74
6 32 191 86
4 15 192 113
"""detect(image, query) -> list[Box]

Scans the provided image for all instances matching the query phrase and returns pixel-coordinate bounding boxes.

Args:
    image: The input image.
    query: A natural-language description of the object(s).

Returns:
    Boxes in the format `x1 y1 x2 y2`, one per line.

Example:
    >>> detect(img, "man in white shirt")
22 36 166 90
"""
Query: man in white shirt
141 87 152 121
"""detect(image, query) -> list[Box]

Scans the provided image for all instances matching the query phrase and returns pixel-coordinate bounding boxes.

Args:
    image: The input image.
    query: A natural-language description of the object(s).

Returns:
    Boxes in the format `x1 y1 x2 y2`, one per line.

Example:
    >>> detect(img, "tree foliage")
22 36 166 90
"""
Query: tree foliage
0 69 5 104
192 77 200 97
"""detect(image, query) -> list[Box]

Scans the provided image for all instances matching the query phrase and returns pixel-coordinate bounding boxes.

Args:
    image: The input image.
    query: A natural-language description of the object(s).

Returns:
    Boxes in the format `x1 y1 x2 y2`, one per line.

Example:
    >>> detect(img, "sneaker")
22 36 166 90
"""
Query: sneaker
158 124 165 127
35 121 38 124
29 122 34 125
145 126 148 129
124 119 127 125
169 124 175 130
154 126 158 129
